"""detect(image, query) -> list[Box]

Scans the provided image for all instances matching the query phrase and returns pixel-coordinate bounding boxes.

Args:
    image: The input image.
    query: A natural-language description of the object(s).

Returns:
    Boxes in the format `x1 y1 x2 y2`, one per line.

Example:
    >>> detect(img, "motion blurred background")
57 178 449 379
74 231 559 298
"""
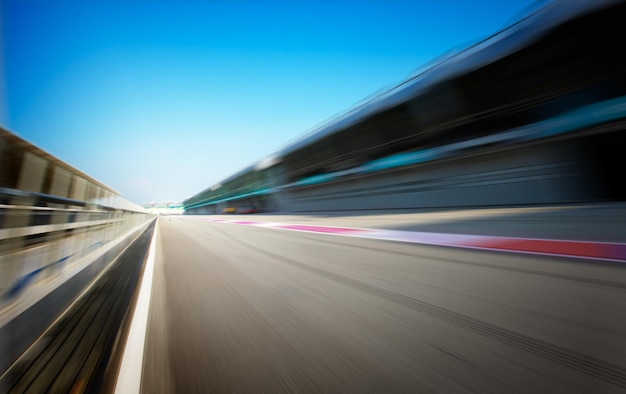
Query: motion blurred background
1 1 626 393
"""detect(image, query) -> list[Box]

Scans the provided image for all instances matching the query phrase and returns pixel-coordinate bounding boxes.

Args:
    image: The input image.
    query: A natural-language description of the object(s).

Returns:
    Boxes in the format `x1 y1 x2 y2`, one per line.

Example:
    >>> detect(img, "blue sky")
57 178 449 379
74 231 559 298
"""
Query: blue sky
0 0 538 205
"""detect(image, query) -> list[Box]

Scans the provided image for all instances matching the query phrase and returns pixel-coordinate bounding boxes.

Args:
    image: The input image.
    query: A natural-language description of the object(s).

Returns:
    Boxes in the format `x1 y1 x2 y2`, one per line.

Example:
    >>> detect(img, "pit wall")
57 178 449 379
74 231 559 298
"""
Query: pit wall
0 127 154 376
280 139 602 212
0 209 154 376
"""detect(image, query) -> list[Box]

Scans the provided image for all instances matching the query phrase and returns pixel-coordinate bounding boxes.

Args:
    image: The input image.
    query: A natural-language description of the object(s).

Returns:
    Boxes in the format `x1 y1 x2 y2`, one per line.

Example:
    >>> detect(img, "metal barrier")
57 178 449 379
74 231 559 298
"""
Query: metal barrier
0 127 154 377
0 198 150 305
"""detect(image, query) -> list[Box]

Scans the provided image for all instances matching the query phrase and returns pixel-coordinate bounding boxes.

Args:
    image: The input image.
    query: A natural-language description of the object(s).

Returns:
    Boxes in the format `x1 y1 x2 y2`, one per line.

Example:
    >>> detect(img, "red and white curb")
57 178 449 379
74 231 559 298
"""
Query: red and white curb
204 219 626 263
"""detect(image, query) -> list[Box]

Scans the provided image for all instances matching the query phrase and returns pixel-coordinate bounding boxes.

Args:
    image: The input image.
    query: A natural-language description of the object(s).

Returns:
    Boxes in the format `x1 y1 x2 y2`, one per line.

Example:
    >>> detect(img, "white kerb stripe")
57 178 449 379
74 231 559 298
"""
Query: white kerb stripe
114 219 158 394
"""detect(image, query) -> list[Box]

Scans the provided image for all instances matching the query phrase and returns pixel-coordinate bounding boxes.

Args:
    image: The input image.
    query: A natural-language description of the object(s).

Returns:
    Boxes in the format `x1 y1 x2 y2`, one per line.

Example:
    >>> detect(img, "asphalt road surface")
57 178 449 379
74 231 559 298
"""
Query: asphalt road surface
140 215 626 393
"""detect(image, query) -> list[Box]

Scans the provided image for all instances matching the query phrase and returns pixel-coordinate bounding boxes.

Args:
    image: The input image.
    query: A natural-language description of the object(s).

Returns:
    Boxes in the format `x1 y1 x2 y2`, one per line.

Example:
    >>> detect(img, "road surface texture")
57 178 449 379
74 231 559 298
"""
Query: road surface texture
141 207 626 393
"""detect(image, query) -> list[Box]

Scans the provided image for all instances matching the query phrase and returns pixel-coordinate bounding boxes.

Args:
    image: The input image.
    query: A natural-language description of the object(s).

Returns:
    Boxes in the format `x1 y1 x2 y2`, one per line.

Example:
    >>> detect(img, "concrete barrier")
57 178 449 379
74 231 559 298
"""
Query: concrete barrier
0 218 154 377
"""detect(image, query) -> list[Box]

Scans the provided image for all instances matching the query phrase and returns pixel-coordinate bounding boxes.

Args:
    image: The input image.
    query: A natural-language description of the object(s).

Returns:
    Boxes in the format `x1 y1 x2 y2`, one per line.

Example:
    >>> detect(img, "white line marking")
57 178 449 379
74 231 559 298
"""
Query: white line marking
115 219 159 394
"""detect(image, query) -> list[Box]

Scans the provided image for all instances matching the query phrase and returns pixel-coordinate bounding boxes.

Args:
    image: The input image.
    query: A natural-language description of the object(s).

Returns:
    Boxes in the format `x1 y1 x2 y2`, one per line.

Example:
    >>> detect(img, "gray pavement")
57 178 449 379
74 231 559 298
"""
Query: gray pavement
141 211 626 393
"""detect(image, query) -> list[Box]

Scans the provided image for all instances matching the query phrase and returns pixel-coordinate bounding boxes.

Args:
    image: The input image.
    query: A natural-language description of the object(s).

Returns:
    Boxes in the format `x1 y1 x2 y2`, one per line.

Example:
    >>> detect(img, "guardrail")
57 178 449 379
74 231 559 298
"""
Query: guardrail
0 127 154 378
0 188 154 376
0 199 151 305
